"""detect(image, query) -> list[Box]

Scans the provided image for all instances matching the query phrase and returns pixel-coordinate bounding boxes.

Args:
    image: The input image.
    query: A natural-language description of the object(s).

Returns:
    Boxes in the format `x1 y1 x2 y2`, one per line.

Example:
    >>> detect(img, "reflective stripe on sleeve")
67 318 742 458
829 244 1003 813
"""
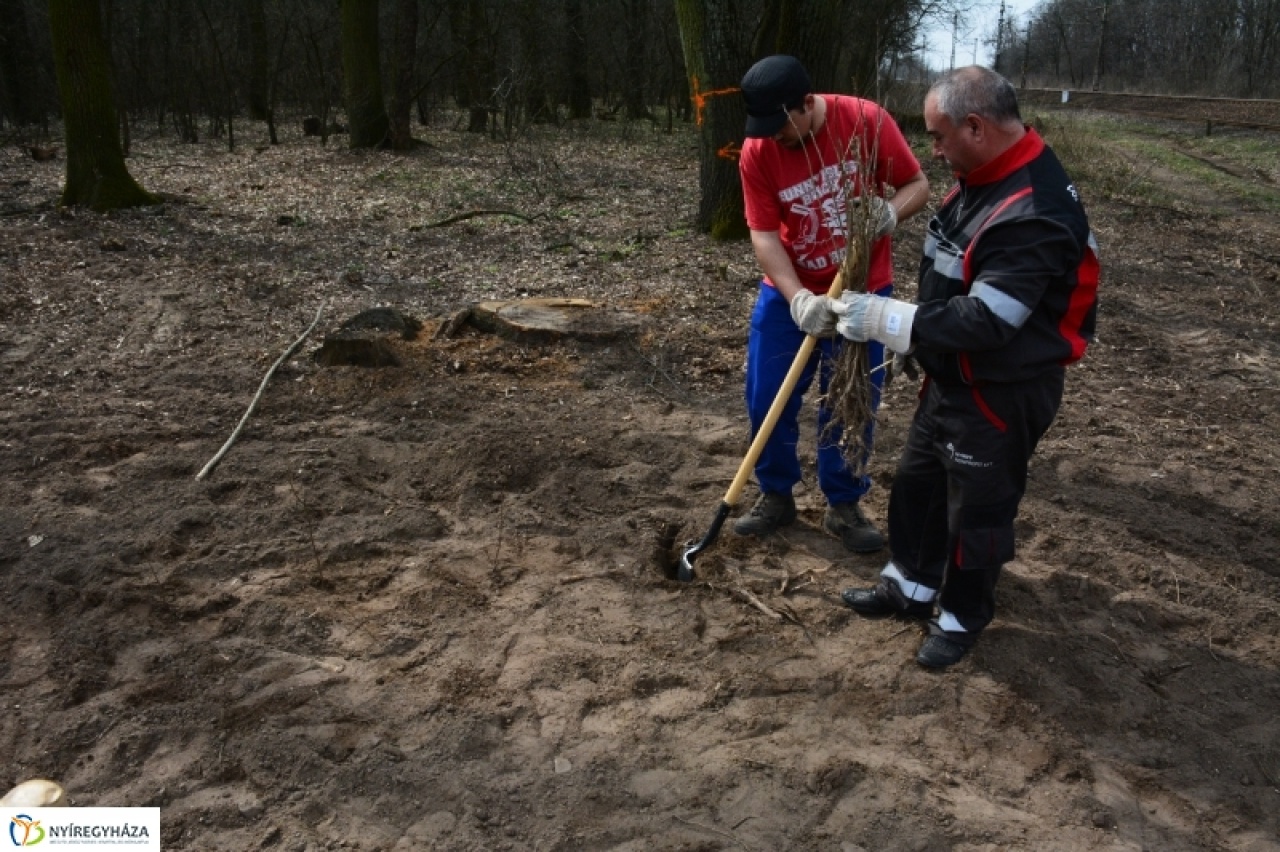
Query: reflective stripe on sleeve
971 281 1032 328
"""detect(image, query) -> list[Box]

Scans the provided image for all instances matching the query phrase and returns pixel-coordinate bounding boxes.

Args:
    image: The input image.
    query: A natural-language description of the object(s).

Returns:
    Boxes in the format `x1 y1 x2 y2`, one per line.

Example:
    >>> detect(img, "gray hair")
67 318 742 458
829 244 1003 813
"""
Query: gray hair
928 66 1022 125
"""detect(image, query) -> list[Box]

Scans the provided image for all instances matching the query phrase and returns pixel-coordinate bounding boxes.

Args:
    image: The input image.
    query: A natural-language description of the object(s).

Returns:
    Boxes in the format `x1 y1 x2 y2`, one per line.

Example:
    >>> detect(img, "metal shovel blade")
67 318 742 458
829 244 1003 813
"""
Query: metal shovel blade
675 270 849 583
676 502 732 582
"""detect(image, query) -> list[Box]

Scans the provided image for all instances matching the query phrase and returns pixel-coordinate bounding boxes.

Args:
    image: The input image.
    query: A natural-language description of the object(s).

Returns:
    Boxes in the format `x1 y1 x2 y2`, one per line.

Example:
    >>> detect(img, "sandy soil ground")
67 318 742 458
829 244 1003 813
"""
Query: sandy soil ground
2 113 1279 851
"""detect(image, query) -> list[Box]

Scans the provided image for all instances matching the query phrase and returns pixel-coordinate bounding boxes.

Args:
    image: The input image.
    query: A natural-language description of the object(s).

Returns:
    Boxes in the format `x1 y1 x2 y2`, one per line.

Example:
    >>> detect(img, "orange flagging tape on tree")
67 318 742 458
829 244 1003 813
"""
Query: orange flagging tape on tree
716 142 742 160
690 76 740 126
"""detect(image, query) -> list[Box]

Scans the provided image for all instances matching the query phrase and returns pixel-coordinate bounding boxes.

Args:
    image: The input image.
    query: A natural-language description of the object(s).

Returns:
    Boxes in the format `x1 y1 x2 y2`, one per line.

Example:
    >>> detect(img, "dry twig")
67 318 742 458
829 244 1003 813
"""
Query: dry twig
673 815 757 850
732 586 783 620
196 304 325 480
559 568 624 585
421 208 531 228
821 113 889 474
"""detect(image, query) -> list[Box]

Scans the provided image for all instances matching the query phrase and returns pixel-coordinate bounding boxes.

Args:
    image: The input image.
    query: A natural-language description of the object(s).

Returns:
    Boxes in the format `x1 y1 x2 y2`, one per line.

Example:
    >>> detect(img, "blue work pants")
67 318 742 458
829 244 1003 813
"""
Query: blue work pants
743 283 887 505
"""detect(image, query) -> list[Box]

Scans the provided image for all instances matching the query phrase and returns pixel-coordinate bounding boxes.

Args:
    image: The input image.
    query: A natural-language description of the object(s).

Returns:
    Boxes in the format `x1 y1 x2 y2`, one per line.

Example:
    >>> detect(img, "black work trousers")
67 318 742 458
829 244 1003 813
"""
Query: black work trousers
887 369 1064 637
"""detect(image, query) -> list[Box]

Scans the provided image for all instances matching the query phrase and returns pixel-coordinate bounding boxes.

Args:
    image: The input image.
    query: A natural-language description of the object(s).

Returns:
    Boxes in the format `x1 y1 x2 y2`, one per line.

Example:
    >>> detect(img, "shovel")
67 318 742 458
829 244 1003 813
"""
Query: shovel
676 269 849 581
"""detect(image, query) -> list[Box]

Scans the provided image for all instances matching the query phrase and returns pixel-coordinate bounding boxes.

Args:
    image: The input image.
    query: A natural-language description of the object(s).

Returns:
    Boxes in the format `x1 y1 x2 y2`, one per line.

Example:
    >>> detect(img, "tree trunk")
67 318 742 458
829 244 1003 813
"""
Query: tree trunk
754 0 841 87
674 0 748 239
0 0 41 126
49 0 156 211
298 4 335 144
451 0 493 134
341 0 390 148
387 0 418 149
564 0 591 119
622 0 650 121
198 4 236 151
514 0 551 124
1237 0 1280 96
1090 0 1108 91
245 0 270 121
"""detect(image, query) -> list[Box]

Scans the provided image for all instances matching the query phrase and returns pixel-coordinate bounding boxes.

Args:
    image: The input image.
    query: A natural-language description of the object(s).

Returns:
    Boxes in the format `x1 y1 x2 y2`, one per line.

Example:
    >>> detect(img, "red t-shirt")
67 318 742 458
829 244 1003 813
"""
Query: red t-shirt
740 95 921 294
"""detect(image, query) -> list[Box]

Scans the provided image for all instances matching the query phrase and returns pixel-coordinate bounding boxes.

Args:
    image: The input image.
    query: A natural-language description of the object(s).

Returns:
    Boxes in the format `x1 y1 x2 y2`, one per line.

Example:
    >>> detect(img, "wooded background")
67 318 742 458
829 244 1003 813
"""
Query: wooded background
3 0 1278 220
999 0 1280 96
5 0 1278 144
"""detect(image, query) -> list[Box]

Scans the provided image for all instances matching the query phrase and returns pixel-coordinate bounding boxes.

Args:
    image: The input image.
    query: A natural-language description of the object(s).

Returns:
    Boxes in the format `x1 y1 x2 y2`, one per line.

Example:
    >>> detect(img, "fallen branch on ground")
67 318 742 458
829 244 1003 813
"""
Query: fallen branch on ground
559 568 625 584
420 209 531 228
196 304 325 481
732 586 783 620
673 815 757 850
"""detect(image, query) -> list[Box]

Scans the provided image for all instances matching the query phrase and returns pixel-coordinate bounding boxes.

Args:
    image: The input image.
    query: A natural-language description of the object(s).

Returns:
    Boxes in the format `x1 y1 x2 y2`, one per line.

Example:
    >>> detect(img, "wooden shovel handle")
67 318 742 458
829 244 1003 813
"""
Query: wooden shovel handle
723 268 849 506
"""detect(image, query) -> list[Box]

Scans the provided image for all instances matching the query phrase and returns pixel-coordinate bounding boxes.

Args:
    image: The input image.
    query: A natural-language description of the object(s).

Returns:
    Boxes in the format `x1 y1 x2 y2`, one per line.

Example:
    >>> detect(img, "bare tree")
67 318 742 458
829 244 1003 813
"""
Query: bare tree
1237 0 1280 96
197 3 238 150
49 0 155 210
342 0 390 147
387 0 418 149
0 0 43 127
244 0 271 121
563 0 592 119
622 0 653 120
674 0 750 238
512 0 554 126
450 0 496 134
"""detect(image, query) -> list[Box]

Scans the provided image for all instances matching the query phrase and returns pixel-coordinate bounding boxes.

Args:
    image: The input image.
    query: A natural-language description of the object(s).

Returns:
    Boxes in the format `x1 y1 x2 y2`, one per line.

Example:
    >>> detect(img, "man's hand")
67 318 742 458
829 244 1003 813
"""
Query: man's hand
853 196 898 239
832 292 917 353
884 350 919 388
789 290 839 337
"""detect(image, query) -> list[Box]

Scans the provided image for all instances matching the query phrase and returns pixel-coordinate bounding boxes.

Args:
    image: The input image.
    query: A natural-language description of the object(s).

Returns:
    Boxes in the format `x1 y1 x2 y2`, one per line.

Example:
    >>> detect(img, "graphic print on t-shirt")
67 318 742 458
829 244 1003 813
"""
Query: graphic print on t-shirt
777 160 860 274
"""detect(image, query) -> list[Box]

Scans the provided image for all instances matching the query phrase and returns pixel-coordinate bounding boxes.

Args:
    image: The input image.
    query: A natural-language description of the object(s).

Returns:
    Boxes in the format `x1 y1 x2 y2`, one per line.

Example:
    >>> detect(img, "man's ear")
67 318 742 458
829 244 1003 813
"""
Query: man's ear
965 114 984 138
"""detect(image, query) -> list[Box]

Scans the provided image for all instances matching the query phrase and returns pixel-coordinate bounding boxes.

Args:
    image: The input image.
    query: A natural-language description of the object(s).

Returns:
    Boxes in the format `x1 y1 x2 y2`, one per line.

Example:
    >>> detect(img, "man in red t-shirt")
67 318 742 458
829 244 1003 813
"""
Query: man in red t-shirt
734 55 929 552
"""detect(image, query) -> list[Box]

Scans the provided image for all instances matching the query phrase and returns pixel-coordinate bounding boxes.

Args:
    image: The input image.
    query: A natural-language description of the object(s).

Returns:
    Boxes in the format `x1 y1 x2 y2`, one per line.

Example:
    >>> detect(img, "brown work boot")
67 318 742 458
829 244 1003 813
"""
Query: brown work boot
732 492 797 537
823 501 884 553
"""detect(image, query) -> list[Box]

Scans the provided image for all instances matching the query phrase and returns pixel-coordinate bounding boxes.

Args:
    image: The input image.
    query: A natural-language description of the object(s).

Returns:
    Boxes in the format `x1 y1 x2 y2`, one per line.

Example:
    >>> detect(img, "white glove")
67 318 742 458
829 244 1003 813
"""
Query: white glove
789 289 839 337
854 196 898 238
832 292 917 354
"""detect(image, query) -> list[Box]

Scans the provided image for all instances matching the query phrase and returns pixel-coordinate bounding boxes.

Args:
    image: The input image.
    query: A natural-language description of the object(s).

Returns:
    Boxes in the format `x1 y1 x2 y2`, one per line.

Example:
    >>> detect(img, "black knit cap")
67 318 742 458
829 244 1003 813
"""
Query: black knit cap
741 55 812 138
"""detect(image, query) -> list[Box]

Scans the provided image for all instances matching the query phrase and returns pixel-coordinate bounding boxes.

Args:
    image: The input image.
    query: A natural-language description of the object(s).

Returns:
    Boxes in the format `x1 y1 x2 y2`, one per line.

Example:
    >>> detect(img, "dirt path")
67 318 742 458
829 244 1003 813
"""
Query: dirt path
2 120 1278 851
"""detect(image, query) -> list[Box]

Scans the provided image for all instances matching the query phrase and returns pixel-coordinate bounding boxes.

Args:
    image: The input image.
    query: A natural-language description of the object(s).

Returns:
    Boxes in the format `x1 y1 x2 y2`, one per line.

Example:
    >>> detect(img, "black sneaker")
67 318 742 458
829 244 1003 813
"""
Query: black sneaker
732 492 797 537
841 580 933 620
823 502 885 553
916 634 970 669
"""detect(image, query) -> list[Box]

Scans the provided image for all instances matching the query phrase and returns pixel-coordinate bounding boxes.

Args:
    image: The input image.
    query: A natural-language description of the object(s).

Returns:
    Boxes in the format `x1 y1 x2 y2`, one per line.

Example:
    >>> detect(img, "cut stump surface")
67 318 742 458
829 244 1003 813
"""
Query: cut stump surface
468 298 643 343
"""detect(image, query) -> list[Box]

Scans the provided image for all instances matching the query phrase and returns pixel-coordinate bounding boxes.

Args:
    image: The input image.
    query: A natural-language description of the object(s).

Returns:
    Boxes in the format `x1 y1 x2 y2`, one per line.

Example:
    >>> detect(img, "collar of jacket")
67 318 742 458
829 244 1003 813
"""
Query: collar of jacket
963 126 1045 187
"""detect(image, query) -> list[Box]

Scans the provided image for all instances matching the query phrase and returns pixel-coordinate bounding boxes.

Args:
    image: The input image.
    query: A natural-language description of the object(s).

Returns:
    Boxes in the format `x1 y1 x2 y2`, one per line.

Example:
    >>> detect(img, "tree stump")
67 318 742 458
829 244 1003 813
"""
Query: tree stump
465 298 643 344
313 307 421 368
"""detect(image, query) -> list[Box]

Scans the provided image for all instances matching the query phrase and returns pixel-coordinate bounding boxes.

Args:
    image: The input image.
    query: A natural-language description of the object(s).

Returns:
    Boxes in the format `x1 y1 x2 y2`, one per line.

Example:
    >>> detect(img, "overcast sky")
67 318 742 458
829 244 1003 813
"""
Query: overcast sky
920 0 1042 70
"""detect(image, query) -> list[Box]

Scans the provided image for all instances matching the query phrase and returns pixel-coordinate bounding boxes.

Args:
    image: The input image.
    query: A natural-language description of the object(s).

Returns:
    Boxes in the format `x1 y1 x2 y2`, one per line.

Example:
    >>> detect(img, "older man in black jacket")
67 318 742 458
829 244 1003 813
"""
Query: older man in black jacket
831 66 1101 669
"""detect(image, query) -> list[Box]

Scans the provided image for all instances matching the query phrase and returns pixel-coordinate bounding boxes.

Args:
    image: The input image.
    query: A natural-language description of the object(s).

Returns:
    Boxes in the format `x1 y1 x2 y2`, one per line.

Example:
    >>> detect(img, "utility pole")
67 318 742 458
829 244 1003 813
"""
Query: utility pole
995 0 1007 73
1021 23 1030 89
949 11 958 70
1090 0 1110 91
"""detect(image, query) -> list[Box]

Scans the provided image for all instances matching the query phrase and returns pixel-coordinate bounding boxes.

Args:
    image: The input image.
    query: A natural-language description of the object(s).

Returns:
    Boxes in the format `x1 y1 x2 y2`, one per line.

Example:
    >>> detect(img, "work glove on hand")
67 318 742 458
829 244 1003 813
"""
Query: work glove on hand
884 349 919 389
789 289 839 337
832 292 917 354
853 196 898 239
